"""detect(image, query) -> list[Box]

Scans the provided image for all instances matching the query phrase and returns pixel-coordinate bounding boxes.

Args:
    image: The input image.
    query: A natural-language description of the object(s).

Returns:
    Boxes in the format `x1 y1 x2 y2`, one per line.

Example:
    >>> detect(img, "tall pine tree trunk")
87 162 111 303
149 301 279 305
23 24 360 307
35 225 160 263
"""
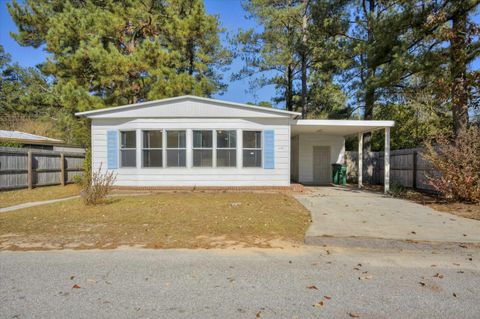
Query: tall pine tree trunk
451 9 469 140
286 64 293 111
300 1 308 119
363 0 376 152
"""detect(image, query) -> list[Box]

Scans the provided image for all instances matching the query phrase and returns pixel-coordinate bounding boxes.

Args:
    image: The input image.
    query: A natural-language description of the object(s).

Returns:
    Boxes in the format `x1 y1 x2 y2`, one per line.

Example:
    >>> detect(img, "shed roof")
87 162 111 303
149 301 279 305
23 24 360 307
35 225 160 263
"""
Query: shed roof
0 130 64 145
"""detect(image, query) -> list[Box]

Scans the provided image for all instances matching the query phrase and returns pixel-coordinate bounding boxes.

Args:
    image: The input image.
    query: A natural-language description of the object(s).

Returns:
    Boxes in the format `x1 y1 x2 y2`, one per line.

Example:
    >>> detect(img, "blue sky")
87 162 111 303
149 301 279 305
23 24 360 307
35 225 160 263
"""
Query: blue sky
0 0 276 105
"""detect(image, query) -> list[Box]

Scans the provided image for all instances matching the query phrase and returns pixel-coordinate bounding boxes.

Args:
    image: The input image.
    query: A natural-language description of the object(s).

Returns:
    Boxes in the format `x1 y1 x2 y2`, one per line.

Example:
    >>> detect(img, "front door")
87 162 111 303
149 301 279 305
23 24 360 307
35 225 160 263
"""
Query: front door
313 146 331 185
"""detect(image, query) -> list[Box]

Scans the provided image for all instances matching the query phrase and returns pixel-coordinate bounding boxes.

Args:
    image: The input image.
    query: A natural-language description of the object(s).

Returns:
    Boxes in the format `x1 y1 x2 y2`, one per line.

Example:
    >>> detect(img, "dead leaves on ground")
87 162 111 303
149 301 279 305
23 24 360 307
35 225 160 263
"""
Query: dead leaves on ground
310 291 333 310
358 274 373 280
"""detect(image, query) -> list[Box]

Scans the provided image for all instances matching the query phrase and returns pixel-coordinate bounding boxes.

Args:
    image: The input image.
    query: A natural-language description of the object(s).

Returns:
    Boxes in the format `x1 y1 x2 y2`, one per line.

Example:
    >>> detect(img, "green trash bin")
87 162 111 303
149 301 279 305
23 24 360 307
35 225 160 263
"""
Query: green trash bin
339 164 347 185
331 164 347 185
331 164 341 184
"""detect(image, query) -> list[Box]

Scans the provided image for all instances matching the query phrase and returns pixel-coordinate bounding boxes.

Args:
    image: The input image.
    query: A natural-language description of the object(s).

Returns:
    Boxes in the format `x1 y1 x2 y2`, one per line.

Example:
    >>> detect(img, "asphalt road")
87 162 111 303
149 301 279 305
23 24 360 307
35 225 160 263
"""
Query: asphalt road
1 246 479 319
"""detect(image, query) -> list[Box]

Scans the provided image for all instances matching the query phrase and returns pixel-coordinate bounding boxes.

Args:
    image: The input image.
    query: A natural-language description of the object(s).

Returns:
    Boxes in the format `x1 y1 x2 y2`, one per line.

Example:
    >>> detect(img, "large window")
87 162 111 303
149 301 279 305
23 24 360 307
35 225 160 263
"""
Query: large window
166 130 186 167
243 131 262 167
217 130 236 167
193 130 213 167
120 131 136 167
143 130 163 167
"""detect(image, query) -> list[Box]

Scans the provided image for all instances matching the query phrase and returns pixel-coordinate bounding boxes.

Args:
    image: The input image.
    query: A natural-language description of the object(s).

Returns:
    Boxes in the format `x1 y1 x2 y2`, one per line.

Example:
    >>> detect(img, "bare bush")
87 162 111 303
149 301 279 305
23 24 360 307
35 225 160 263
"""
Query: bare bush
80 166 117 205
423 127 480 203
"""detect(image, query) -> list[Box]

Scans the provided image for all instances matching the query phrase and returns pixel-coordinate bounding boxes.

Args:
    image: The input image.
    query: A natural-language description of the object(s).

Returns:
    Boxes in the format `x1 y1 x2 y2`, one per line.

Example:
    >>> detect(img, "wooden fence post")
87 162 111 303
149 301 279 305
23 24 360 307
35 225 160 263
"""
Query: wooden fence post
60 153 65 186
412 151 417 189
27 151 33 189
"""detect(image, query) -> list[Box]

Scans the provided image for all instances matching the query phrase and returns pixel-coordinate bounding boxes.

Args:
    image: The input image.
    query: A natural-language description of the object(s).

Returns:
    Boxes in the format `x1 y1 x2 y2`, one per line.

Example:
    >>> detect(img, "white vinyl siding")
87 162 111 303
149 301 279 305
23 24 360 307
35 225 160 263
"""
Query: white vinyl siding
296 134 345 184
91 118 290 186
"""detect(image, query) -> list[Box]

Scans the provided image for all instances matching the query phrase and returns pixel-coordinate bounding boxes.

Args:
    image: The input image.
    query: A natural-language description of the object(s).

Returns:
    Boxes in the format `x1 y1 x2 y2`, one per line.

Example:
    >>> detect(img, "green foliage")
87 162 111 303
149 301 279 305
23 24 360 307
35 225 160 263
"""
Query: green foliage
370 80 452 150
8 0 230 107
234 0 307 111
0 45 56 116
0 141 23 148
7 0 231 145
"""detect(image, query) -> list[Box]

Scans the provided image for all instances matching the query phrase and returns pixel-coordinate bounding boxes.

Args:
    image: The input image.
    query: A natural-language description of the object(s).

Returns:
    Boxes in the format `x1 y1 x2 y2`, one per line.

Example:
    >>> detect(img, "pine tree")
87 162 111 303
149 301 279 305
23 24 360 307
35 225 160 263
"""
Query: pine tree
7 0 230 145
234 0 306 112
8 0 230 110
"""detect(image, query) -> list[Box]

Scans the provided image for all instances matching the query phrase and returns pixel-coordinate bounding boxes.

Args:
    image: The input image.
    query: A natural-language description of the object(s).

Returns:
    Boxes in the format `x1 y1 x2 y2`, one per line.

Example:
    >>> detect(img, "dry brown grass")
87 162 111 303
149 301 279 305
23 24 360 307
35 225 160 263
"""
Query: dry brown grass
0 184 80 208
0 191 310 250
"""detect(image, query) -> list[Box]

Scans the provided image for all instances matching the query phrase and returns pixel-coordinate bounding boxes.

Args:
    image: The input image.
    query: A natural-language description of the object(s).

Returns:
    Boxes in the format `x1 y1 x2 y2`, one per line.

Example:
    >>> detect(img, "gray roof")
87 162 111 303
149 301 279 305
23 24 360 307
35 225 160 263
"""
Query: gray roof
75 95 302 118
0 130 63 144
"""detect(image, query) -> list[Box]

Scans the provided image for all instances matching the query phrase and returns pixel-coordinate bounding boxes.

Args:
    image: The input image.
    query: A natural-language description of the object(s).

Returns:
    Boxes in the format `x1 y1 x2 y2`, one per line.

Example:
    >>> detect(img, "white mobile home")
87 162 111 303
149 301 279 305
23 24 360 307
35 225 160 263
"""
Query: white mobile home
76 96 393 191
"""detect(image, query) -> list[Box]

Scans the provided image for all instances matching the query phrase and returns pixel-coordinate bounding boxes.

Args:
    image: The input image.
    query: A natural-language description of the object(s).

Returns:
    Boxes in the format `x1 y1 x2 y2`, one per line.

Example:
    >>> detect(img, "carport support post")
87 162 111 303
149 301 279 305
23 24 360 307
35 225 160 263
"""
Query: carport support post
384 127 390 194
357 133 363 188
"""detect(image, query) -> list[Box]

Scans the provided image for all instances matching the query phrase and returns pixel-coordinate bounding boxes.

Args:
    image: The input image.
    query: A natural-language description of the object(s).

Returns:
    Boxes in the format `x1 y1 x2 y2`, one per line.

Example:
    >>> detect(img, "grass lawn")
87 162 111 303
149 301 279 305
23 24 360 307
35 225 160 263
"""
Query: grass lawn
0 184 80 208
0 191 310 250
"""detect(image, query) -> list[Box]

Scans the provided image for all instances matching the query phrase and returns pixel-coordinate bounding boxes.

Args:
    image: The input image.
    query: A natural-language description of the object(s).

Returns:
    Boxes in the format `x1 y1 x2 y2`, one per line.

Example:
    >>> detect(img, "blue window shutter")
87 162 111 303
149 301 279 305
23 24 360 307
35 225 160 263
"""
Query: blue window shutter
263 130 275 169
107 130 118 169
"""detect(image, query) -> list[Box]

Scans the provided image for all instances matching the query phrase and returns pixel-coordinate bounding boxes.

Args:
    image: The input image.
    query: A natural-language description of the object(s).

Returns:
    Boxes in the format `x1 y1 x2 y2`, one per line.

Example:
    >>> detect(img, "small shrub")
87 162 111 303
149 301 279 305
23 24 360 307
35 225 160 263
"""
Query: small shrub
80 166 116 205
423 127 480 203
389 181 407 197
72 174 84 186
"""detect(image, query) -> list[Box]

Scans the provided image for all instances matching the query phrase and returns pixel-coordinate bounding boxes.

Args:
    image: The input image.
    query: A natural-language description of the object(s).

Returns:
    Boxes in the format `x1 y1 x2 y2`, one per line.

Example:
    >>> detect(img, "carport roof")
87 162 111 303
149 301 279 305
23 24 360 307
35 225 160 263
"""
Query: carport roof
291 119 394 136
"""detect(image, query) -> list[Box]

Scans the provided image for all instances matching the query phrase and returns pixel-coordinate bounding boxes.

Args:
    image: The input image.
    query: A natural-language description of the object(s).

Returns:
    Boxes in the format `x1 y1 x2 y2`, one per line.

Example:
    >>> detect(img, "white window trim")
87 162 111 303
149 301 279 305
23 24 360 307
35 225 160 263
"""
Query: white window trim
192 129 214 168
216 129 237 168
165 129 187 168
141 129 163 168
242 129 263 168
119 130 137 168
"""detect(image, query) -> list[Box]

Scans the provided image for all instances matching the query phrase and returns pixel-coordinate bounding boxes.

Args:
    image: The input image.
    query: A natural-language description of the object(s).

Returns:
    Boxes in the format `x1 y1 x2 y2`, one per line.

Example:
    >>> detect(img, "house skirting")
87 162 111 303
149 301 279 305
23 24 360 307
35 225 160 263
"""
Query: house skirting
112 184 305 192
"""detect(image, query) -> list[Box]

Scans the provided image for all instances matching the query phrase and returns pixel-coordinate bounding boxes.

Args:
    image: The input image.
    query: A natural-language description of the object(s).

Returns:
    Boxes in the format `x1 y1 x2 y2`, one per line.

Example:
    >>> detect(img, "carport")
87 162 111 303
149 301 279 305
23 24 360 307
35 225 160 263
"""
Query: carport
290 120 395 193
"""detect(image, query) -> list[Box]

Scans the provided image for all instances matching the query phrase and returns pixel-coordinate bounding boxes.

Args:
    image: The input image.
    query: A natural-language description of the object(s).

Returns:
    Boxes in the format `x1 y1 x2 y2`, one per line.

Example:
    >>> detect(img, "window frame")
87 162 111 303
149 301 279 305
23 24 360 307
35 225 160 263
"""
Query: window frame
141 129 163 168
192 129 214 168
119 130 137 168
216 129 237 168
242 130 263 168
165 129 187 168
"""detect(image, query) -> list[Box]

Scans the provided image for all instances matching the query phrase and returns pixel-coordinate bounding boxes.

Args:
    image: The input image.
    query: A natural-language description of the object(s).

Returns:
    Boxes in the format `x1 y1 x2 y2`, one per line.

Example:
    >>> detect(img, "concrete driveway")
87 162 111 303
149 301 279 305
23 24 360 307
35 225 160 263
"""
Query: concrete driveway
295 187 480 248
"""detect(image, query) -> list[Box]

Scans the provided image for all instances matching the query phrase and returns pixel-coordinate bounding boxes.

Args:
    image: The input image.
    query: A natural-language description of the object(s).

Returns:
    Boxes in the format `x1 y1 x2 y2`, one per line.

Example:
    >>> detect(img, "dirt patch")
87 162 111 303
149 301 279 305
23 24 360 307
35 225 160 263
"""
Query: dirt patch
396 189 480 221
0 192 310 251
360 184 480 221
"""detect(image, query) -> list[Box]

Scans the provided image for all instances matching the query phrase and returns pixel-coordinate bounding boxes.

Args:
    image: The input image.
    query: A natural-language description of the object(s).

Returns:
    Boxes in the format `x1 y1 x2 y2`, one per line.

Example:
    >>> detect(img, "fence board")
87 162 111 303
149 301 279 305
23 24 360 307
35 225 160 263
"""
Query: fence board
345 147 438 192
0 146 85 190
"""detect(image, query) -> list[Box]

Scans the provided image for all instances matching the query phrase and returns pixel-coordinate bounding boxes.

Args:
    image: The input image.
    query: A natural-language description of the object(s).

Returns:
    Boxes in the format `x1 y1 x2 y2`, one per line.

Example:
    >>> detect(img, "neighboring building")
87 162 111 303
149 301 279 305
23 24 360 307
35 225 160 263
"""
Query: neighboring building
76 95 393 190
0 130 84 153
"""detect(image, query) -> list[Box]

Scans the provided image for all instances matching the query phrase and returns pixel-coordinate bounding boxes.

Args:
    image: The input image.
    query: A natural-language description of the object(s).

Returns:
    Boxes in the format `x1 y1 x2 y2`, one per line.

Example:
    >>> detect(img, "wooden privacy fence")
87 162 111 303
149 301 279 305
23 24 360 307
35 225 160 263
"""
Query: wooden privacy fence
0 147 85 190
345 148 437 191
